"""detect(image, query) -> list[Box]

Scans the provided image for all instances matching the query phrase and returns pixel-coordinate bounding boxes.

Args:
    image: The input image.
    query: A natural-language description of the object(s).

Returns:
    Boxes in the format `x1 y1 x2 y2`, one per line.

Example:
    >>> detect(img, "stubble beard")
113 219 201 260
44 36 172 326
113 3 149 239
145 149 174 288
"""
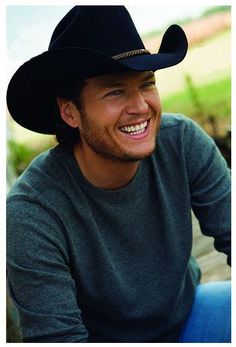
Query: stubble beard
79 110 161 163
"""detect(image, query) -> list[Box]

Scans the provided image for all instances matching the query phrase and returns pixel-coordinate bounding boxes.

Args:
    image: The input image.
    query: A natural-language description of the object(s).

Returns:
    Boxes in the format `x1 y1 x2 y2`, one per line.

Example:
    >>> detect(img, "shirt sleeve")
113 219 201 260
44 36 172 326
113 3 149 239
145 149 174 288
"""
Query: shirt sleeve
7 198 89 342
184 118 231 265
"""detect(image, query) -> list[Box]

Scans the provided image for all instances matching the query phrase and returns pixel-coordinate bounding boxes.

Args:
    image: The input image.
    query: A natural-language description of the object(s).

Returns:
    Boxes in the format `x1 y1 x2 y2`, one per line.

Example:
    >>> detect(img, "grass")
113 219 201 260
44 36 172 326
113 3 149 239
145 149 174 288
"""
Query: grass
161 76 231 126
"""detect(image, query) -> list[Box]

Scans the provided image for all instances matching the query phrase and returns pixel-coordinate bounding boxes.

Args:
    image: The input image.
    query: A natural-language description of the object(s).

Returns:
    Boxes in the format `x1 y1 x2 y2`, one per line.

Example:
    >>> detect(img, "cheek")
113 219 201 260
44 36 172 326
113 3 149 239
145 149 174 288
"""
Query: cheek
147 93 161 114
81 105 119 132
97 104 123 127
152 89 161 103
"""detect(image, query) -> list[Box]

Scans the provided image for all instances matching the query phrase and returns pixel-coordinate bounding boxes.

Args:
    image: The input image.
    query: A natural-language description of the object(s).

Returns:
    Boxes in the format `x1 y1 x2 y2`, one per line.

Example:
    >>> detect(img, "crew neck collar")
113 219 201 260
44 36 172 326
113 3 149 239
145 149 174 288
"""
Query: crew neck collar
54 144 144 202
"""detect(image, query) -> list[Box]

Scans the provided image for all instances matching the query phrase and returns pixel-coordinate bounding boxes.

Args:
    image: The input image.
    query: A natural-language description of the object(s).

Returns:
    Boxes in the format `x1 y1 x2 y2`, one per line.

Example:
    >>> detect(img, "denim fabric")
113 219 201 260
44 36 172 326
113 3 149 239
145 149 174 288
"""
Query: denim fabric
179 281 231 342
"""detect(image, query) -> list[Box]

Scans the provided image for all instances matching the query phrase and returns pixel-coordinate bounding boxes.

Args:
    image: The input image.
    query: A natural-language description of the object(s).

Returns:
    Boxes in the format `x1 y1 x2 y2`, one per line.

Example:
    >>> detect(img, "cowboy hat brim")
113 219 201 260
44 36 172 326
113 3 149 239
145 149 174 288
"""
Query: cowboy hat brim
7 24 188 134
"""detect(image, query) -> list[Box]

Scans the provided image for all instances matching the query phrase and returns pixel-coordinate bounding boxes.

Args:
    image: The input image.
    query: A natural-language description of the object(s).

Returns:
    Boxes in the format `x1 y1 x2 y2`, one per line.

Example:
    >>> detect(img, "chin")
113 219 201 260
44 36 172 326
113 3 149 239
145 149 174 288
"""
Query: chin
120 144 156 162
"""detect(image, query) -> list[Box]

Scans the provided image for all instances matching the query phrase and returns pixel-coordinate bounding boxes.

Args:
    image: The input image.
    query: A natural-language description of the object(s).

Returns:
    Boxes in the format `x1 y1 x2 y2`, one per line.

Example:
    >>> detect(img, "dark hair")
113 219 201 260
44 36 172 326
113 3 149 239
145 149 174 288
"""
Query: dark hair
53 79 85 148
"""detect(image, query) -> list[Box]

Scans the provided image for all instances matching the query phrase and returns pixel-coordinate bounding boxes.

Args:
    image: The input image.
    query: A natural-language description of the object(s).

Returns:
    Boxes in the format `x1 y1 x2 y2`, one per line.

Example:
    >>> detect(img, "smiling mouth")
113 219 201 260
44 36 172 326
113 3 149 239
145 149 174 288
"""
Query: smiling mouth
119 120 149 136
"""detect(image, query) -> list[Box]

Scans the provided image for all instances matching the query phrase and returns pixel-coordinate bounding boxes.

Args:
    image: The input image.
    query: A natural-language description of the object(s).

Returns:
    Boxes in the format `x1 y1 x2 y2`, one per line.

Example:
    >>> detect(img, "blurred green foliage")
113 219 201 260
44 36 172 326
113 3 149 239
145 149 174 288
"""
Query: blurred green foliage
162 76 231 131
7 138 54 179
201 6 231 17
8 139 40 177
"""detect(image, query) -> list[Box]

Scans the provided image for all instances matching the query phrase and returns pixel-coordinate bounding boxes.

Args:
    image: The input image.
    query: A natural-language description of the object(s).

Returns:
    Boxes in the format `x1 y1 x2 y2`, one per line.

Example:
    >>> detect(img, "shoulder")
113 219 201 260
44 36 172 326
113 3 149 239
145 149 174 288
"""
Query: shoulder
159 113 213 145
160 113 198 131
7 145 73 204
155 113 225 173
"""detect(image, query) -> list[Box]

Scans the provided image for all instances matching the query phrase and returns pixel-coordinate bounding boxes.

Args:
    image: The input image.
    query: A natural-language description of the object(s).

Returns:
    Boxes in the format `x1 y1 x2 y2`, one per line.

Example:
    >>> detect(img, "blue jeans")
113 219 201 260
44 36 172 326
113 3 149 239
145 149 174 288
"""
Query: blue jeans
179 281 231 342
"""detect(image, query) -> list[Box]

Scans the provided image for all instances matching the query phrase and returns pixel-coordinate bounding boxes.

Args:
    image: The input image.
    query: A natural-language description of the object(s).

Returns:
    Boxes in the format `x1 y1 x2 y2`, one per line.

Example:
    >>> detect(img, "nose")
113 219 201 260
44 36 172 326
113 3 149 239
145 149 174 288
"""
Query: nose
125 90 149 115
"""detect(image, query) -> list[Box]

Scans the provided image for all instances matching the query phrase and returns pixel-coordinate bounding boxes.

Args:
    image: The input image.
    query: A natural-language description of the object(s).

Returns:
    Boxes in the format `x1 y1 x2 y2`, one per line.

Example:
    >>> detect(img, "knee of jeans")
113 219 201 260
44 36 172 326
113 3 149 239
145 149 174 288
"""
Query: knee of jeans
179 281 231 342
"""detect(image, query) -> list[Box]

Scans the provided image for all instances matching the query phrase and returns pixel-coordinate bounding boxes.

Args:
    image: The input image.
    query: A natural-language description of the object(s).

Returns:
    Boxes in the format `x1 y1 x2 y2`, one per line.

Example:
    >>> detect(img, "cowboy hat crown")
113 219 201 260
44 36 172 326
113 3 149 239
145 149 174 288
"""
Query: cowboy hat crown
49 6 145 56
7 5 188 134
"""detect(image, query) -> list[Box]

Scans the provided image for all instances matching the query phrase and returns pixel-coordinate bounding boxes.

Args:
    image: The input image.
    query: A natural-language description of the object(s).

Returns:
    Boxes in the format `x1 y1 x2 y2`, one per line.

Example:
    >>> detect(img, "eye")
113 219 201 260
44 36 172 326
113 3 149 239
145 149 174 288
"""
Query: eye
105 89 123 97
142 80 156 88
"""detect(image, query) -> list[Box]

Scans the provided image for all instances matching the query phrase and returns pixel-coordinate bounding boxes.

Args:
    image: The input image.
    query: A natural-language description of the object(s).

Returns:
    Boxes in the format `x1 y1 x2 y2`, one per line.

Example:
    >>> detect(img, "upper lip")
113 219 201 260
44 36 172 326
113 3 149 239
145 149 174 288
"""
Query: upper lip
118 118 150 128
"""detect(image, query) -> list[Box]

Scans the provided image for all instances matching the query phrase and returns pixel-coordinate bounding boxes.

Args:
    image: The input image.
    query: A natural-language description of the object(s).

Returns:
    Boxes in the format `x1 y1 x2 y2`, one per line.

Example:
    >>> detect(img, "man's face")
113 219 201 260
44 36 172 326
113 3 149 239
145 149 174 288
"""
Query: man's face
77 70 161 162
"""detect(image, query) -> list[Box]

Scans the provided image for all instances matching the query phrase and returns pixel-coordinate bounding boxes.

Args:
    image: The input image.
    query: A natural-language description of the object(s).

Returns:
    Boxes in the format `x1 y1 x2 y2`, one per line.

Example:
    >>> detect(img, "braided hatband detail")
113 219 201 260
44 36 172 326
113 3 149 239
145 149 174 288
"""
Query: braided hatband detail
112 49 150 60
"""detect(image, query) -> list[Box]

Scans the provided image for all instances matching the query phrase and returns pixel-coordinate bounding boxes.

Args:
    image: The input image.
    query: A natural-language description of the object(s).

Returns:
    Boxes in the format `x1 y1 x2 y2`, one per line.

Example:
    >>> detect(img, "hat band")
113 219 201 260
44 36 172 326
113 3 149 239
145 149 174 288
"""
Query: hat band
112 49 151 60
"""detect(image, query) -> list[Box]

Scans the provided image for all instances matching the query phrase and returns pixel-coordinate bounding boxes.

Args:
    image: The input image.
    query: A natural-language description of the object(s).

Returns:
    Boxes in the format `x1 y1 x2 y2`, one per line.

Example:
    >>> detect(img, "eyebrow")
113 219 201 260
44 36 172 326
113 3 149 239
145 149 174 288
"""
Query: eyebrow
142 71 156 82
97 71 156 89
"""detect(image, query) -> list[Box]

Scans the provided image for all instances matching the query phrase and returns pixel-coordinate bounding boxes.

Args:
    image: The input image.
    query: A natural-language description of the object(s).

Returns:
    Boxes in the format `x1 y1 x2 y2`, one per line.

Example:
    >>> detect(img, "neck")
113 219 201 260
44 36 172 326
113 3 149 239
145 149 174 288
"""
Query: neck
73 143 139 190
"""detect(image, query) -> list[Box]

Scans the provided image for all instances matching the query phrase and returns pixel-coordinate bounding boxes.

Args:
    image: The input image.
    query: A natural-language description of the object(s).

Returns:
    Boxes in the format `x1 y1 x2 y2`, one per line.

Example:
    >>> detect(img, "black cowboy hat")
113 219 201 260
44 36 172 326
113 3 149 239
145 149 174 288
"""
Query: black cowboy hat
7 5 188 134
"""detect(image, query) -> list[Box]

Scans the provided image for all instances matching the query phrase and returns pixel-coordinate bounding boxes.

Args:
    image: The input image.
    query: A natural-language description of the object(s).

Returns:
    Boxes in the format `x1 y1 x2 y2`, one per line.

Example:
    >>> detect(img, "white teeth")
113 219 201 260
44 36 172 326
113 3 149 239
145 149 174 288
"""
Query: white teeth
120 121 148 134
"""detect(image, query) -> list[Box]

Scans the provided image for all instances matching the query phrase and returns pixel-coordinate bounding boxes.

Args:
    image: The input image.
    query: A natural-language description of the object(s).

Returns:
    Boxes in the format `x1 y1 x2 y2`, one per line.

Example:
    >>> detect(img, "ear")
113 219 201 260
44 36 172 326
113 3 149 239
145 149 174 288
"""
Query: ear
57 97 81 128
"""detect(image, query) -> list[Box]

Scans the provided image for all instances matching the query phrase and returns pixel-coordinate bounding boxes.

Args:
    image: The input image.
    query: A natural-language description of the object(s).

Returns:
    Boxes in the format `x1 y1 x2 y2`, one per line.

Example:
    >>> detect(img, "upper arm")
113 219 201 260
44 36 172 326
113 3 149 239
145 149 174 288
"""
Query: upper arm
7 198 88 342
184 119 231 263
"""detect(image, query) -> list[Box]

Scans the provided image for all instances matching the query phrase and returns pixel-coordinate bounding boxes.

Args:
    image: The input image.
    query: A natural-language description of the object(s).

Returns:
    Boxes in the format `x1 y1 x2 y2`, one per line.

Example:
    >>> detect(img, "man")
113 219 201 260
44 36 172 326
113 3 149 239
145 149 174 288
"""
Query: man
7 5 231 343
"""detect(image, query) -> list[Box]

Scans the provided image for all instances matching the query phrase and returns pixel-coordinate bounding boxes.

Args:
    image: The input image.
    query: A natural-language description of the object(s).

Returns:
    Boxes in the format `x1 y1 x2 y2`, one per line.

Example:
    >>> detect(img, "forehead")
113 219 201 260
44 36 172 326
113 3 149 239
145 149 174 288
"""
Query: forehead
84 71 155 89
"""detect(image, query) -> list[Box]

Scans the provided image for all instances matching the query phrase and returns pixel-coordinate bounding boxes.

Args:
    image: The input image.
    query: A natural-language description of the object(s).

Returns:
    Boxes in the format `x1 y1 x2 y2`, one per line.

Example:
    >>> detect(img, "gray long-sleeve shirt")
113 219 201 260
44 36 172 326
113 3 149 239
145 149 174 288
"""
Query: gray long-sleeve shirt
7 114 231 342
